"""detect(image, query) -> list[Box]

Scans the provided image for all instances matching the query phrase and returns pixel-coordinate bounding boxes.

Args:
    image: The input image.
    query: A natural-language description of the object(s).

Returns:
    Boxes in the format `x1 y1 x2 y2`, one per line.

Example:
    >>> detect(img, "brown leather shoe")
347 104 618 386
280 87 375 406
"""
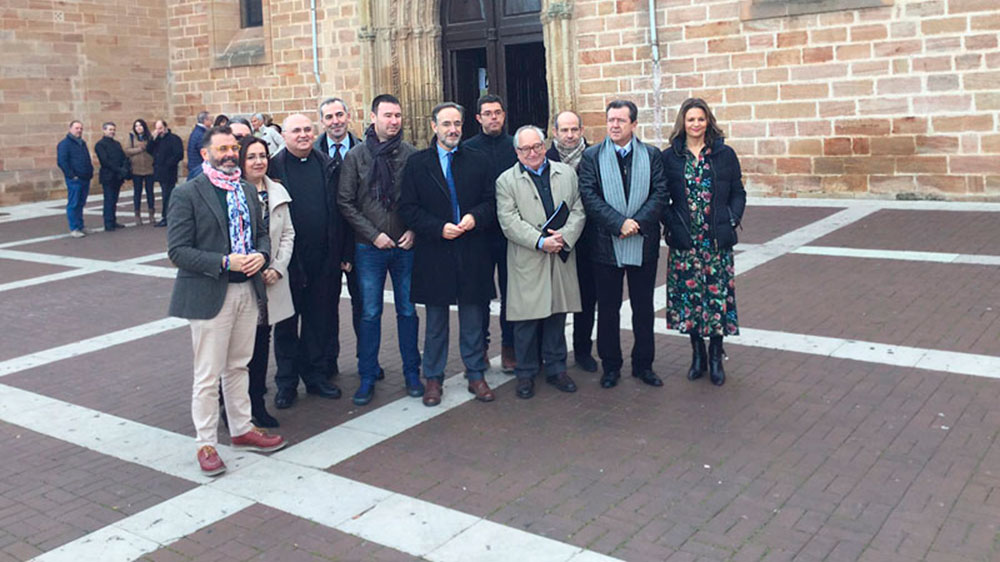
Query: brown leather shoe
423 378 443 407
501 345 517 373
467 379 496 402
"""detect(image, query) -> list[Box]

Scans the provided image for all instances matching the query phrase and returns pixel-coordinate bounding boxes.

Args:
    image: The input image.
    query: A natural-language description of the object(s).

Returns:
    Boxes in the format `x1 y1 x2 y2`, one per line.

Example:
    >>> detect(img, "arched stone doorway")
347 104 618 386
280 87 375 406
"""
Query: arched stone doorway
357 0 576 144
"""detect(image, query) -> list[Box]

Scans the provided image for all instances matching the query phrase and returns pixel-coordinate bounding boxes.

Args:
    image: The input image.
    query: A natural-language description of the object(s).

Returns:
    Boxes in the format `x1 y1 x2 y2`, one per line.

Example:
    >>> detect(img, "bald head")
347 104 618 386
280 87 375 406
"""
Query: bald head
282 113 316 158
552 110 583 149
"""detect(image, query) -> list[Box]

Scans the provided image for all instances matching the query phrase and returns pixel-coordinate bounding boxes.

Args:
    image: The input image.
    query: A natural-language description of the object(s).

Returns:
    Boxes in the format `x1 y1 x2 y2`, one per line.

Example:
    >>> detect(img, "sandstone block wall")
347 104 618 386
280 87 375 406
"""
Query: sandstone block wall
0 0 169 205
573 0 1000 199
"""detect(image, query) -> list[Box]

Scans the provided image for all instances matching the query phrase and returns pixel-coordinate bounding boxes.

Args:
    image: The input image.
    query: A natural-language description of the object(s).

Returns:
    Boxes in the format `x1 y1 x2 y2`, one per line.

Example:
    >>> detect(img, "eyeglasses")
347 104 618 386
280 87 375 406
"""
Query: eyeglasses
516 143 545 154
212 145 241 153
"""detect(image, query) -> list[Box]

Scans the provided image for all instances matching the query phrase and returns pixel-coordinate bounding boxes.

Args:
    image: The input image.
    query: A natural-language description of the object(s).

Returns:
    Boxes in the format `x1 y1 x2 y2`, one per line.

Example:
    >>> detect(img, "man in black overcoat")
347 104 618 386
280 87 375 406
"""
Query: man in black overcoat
398 102 497 407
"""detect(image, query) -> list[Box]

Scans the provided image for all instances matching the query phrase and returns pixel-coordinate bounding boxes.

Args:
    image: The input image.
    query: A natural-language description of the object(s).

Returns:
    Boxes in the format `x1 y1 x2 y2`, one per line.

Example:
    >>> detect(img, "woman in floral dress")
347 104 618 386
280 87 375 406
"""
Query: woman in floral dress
661 98 746 386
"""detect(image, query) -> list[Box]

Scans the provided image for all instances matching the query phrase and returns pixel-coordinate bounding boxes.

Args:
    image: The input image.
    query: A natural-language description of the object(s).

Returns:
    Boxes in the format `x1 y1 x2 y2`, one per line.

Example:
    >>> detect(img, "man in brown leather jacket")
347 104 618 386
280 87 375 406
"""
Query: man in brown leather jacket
336 94 421 407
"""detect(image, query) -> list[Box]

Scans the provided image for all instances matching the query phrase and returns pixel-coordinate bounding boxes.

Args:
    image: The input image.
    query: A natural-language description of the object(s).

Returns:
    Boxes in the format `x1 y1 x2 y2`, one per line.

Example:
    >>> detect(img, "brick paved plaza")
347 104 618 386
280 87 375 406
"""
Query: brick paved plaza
0 194 998 562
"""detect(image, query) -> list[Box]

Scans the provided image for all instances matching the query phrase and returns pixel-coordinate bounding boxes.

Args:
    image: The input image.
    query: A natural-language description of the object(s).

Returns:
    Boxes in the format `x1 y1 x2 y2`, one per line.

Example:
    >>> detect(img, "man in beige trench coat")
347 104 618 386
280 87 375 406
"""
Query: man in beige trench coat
495 125 587 399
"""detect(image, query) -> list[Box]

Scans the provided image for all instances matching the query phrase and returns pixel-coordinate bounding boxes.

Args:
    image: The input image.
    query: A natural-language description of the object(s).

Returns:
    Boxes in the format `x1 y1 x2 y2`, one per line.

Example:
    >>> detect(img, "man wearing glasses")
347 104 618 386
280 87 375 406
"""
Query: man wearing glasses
267 113 351 410
495 125 586 400
167 125 286 476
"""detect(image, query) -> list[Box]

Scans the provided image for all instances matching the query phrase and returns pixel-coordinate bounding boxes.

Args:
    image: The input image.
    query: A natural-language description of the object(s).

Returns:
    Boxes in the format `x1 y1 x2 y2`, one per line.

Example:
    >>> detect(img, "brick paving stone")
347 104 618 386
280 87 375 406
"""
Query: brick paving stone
13 223 172 261
2 304 420 447
737 206 843 245
330 337 1000 562
0 421 193 559
140 504 421 561
0 271 174 361
0 216 72 245
738 254 1000 355
813 210 999 255
0 259 73 285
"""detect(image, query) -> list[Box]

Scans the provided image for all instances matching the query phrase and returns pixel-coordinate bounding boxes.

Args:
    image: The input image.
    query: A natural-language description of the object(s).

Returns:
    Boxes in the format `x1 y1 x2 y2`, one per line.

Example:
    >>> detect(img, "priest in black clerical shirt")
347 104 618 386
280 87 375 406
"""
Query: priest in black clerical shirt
266 113 353 410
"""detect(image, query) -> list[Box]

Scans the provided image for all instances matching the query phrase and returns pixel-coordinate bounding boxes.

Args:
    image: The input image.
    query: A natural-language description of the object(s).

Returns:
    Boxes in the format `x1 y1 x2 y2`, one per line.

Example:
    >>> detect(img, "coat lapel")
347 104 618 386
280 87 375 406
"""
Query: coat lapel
423 148 450 200
194 175 228 236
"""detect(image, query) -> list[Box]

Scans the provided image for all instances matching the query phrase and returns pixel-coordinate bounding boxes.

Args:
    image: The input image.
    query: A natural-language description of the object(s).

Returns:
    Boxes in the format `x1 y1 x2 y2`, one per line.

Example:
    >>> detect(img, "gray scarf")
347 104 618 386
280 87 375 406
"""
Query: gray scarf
554 138 586 169
598 136 650 267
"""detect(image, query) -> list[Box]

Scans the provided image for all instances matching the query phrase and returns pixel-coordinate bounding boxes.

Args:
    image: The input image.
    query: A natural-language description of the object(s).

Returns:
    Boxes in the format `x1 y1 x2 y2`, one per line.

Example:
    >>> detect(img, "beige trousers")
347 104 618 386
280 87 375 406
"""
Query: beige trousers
189 282 257 448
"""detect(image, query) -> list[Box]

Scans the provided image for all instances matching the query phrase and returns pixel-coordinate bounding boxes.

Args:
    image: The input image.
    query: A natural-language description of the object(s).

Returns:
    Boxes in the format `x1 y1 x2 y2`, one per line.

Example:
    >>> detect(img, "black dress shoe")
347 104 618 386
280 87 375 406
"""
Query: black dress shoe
574 353 598 373
516 378 534 399
600 370 620 389
154 219 167 227
252 411 280 428
545 372 577 393
634 369 663 387
306 381 342 399
114 222 126 229
274 388 296 409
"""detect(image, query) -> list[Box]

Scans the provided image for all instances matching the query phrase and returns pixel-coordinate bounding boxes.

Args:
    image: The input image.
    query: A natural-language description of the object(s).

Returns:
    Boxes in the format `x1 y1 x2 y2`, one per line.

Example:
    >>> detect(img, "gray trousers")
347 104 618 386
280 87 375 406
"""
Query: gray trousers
423 303 488 381
512 314 567 380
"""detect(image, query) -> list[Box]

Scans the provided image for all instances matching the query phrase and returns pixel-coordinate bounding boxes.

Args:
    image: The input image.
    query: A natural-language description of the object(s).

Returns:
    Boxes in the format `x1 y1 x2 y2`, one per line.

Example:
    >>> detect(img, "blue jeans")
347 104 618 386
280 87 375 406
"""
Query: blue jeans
355 244 420 381
65 178 89 231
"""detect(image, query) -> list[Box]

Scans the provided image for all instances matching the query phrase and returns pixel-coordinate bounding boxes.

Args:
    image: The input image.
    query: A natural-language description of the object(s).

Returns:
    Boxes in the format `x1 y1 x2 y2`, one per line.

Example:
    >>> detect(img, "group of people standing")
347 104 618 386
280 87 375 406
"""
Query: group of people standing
55 112 287 236
154 92 744 476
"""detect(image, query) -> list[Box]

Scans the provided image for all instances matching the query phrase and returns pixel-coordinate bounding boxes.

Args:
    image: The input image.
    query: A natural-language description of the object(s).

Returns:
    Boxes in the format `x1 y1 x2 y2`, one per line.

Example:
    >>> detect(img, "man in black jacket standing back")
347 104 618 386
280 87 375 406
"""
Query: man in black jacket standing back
95 122 129 231
148 119 184 227
463 94 518 372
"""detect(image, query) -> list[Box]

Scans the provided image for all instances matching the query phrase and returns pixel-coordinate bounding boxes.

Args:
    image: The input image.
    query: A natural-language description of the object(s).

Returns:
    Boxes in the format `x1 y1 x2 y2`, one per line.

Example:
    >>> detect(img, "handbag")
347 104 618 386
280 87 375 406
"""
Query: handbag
121 157 133 181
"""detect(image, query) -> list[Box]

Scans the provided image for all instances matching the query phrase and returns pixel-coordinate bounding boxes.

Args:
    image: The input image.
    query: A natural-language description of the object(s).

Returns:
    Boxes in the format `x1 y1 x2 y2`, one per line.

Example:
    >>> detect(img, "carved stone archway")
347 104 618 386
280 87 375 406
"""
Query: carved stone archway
357 0 577 143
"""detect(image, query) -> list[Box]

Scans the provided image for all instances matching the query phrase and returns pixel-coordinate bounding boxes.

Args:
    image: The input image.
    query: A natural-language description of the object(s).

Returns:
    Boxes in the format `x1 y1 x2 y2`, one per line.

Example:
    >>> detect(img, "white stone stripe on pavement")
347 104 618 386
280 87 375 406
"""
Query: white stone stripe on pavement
794 245 1000 266
0 248 177 278
0 268 94 293
653 319 1000 380
3 380 620 562
32 487 255 562
0 317 189 377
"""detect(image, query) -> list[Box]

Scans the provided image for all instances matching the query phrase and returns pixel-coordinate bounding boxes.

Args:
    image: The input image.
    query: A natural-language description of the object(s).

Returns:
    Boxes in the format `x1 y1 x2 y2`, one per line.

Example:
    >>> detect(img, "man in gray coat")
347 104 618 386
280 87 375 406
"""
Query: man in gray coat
167 125 286 476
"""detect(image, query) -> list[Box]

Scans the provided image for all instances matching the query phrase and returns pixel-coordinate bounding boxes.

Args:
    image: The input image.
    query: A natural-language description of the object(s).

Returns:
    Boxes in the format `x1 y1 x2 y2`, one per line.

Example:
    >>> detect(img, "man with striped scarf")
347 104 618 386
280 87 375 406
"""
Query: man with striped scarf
578 100 668 390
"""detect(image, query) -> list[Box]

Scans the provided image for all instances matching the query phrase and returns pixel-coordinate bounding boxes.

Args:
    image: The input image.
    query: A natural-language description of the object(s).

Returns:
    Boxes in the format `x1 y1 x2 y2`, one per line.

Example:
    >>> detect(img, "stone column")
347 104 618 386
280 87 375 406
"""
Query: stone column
541 1 576 116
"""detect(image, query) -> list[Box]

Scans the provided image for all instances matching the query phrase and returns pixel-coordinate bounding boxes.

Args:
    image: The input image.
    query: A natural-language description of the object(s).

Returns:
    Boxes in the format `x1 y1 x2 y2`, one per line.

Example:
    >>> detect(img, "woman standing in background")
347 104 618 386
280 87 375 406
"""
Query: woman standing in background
124 119 155 225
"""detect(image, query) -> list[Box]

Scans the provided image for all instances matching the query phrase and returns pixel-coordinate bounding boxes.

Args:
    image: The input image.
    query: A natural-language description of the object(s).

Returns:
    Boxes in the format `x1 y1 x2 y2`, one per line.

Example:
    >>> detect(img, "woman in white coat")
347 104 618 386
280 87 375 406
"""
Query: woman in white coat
240 137 295 427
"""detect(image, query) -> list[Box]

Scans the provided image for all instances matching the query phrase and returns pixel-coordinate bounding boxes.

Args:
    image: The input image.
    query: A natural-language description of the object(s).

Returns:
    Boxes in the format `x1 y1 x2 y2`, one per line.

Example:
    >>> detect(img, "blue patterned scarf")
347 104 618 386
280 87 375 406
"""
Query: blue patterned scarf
202 162 254 254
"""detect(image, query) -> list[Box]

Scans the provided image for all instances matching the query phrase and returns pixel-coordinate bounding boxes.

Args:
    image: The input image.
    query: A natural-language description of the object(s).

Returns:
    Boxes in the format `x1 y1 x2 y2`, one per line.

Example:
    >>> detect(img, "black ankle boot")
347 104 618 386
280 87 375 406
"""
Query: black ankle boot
687 334 707 380
251 397 279 428
708 336 726 386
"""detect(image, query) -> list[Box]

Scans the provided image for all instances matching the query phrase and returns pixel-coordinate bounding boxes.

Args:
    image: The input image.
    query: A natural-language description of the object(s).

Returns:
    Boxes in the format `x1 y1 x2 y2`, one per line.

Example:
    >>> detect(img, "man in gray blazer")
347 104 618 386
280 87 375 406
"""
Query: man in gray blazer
167 125 287 476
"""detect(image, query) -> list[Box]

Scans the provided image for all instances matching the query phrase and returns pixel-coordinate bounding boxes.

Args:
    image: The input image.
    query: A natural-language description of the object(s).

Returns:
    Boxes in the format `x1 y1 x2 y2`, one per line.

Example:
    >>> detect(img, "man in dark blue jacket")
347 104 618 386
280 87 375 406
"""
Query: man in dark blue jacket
148 119 184 227
56 120 94 237
186 111 212 180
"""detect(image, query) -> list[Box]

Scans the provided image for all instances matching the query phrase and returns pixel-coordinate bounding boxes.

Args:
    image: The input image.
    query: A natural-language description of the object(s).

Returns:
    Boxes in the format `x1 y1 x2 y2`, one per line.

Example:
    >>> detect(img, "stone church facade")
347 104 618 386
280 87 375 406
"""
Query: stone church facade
1 0 998 204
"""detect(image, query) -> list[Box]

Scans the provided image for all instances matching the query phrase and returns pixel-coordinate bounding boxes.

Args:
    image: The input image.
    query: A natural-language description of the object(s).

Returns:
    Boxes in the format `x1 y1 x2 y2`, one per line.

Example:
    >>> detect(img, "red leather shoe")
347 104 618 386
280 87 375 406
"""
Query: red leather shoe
231 427 287 453
197 445 226 476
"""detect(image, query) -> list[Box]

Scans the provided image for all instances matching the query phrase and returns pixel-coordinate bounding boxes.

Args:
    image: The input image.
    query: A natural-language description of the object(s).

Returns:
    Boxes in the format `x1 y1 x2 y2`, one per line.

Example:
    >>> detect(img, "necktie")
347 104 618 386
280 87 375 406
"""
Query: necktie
445 151 460 223
331 143 343 166
617 147 627 159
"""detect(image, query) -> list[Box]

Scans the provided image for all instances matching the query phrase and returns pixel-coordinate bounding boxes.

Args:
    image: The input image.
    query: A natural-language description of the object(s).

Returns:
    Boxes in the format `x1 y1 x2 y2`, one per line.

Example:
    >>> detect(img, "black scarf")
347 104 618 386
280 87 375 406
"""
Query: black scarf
364 124 402 209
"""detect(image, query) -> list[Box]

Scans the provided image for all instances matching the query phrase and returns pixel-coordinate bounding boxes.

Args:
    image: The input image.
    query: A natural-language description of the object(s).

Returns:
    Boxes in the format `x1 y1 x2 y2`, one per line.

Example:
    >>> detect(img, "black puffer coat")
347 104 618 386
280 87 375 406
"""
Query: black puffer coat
661 137 746 250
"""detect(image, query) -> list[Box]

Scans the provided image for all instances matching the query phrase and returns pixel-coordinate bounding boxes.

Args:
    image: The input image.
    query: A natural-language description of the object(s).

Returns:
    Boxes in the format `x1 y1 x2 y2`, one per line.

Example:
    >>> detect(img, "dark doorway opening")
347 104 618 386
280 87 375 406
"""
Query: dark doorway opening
441 0 549 140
